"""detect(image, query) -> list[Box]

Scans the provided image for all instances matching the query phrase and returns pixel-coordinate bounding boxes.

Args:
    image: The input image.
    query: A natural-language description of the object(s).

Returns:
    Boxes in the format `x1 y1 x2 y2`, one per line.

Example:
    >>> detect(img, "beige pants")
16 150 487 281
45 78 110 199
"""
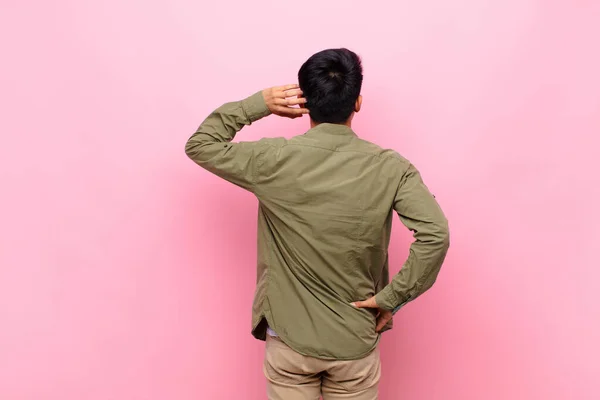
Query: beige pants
263 335 381 400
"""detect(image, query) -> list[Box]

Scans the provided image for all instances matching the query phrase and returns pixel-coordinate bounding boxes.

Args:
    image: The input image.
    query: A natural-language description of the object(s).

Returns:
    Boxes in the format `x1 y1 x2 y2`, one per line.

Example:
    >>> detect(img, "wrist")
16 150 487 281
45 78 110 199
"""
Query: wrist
241 90 272 123
375 287 399 312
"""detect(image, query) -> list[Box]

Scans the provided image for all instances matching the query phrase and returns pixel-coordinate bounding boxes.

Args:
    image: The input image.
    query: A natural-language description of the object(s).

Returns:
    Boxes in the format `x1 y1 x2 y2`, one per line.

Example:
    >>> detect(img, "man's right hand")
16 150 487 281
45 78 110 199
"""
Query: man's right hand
351 296 393 332
262 84 309 119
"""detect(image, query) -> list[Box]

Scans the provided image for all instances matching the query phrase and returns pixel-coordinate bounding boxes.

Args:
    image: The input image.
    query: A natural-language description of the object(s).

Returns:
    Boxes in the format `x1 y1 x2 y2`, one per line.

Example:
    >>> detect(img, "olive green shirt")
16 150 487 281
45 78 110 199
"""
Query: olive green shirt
185 91 450 360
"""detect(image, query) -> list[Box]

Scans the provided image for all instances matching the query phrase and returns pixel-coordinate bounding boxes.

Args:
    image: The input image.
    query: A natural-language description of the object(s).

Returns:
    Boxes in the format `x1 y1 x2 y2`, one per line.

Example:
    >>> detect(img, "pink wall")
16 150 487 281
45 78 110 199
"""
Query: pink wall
1 1 598 399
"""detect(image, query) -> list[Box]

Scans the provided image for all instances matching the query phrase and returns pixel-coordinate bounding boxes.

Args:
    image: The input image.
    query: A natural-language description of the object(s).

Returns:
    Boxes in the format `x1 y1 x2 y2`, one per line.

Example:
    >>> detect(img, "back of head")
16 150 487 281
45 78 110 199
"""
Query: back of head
298 48 363 124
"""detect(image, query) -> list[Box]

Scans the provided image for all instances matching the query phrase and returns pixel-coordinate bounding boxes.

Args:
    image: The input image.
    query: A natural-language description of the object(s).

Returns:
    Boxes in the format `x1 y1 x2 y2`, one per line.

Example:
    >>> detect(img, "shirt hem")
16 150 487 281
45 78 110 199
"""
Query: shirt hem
252 314 382 361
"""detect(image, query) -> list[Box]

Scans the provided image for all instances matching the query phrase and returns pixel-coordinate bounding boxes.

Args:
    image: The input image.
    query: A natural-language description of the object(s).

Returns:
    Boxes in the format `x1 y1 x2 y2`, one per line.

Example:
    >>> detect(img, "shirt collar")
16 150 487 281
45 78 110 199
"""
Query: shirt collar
304 123 357 138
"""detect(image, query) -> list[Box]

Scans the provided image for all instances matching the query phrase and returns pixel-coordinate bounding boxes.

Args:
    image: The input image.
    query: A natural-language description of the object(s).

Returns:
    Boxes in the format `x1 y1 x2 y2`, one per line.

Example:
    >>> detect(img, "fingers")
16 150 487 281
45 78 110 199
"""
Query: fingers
375 316 391 332
273 86 303 99
267 84 309 119
351 297 377 309
350 298 393 332
275 106 309 118
283 88 303 97
351 296 392 332
276 83 299 91
375 310 393 332
272 85 301 99
273 88 304 103
275 97 307 106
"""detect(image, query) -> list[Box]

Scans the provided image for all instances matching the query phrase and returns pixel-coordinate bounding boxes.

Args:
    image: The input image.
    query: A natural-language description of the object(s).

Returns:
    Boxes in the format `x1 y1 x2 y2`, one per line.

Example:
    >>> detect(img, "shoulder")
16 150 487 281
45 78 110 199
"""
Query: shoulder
244 137 287 152
257 137 287 147
354 137 411 168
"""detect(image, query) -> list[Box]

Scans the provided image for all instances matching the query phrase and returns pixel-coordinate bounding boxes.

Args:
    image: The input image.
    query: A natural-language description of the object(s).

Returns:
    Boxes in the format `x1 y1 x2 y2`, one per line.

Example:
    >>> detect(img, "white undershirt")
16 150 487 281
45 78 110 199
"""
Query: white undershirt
267 326 278 337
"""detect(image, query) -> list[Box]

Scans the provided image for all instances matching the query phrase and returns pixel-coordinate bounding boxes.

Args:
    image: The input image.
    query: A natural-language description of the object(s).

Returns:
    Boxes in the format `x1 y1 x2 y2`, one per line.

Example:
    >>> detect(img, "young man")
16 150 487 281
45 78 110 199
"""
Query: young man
186 48 450 400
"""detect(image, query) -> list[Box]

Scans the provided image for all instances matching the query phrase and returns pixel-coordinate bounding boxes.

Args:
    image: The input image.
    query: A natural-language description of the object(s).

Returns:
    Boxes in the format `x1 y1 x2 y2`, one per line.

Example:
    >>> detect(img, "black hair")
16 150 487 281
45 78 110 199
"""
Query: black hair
298 48 363 124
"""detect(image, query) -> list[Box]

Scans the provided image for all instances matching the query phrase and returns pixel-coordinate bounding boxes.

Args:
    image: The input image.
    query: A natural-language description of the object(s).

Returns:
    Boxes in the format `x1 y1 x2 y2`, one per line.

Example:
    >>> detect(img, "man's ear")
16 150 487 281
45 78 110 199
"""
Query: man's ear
355 95 362 113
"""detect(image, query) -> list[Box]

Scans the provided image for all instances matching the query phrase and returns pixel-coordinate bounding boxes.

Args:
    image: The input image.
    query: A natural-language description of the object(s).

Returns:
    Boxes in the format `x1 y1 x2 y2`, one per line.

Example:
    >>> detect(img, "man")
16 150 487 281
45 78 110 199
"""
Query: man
185 48 450 399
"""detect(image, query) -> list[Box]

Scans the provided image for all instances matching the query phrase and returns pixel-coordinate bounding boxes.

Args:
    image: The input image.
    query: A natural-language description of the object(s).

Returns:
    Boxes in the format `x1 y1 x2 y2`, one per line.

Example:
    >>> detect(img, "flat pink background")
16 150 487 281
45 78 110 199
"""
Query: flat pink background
1 1 598 399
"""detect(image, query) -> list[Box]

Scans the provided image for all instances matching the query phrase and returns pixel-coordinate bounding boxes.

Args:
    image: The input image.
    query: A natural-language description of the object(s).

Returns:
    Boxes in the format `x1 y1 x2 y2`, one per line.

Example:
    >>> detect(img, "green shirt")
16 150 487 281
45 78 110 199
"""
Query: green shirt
185 91 450 360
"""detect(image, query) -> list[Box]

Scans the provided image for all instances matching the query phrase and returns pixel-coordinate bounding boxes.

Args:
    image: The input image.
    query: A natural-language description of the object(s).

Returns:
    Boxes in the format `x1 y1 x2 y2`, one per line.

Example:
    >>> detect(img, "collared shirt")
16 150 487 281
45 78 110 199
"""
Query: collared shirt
185 91 450 360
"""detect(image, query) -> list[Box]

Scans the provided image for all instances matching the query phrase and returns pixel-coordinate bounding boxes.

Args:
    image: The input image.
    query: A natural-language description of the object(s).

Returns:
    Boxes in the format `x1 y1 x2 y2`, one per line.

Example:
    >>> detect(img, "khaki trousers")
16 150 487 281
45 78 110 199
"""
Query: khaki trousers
263 335 381 400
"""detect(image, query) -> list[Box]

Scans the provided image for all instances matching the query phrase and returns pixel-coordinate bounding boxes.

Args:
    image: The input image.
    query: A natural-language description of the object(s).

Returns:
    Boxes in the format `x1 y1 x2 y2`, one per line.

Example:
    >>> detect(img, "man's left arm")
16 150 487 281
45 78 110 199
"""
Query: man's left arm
185 85 308 191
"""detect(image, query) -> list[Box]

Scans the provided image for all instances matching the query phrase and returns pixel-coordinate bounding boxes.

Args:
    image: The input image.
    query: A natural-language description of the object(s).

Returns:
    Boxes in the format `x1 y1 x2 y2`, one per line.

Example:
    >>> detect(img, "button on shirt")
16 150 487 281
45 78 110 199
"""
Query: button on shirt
185 91 450 360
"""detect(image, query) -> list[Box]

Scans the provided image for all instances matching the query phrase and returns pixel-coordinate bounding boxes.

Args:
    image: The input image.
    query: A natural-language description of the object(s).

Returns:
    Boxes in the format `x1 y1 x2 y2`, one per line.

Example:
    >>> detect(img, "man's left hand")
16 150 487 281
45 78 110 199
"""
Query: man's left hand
351 296 393 332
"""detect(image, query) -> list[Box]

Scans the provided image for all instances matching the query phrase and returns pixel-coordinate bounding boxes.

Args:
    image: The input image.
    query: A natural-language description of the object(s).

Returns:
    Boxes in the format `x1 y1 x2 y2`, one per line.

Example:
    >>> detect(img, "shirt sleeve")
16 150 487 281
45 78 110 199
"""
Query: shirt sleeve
184 90 272 192
375 163 450 313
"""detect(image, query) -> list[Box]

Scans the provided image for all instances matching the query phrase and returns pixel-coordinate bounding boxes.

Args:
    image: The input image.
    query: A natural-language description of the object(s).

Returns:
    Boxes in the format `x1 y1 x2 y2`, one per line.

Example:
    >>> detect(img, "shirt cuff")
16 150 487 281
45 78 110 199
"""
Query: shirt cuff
241 90 271 123
375 286 404 313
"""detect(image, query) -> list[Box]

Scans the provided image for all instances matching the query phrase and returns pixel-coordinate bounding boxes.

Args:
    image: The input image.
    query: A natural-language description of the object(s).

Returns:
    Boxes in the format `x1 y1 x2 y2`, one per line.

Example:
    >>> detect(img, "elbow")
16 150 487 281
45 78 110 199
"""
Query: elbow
185 138 202 161
185 139 195 159
436 218 450 250
441 231 450 252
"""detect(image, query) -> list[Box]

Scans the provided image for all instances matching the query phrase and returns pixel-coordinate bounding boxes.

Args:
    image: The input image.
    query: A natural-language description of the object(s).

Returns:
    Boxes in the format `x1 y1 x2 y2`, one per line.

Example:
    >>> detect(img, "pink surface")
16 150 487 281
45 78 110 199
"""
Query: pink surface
1 1 599 399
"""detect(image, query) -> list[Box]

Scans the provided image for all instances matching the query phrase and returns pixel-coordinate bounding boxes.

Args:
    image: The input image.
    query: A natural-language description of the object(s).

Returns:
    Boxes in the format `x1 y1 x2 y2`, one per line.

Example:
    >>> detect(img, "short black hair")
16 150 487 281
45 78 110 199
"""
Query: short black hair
298 48 363 124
